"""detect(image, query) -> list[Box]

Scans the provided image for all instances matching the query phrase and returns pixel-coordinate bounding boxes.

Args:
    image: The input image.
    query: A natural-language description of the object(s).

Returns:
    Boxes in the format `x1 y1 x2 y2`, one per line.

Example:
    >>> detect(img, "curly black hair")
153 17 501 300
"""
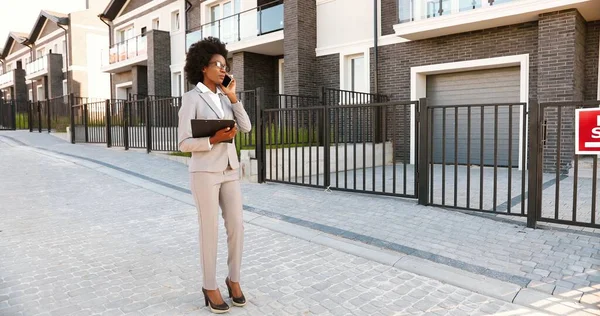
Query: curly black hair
184 37 229 85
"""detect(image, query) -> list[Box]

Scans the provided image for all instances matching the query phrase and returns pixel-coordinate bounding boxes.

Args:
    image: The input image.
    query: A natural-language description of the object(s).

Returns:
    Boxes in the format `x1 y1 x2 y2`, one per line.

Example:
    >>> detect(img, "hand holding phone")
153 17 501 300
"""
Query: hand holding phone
222 74 233 88
220 74 237 103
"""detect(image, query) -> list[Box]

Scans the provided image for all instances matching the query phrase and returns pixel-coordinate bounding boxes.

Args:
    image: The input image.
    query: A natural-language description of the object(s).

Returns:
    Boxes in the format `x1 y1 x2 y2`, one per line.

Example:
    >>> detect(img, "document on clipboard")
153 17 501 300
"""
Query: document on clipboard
191 119 236 143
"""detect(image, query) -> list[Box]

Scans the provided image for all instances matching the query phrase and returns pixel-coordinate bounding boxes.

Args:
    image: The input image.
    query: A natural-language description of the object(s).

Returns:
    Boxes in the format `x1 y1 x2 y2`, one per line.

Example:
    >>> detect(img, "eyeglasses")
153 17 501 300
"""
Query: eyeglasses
209 61 230 72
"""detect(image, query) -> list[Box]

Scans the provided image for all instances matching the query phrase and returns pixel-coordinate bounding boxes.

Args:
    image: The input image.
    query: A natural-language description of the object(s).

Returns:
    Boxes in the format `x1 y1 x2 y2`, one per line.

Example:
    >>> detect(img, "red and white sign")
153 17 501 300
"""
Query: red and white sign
576 108 600 155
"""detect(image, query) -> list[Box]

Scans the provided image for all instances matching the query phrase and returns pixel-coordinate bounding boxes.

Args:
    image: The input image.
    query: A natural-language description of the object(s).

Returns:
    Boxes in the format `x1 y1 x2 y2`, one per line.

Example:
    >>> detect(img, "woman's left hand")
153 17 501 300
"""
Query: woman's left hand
220 76 238 103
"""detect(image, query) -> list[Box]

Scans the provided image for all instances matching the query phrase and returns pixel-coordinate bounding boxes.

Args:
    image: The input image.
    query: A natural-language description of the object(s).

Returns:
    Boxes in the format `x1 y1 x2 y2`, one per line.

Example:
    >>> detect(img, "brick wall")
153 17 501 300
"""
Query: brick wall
284 0 317 96
316 54 340 90
381 0 398 36
147 30 172 97
585 21 600 101
538 10 586 174
373 22 539 101
232 51 279 109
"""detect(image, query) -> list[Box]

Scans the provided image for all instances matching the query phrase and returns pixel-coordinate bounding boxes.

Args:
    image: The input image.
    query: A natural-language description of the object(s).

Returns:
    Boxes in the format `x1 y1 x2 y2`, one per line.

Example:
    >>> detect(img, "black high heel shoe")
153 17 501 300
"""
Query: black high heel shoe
202 288 230 314
225 277 246 307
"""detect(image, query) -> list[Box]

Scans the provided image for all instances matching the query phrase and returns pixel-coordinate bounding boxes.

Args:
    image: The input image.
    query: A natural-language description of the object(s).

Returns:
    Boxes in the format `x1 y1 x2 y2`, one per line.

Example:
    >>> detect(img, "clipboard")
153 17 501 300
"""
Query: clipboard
191 119 236 143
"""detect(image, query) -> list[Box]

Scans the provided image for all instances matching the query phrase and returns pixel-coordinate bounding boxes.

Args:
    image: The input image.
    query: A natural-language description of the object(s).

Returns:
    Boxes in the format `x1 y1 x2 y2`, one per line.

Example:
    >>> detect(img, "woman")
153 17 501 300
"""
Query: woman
178 37 251 314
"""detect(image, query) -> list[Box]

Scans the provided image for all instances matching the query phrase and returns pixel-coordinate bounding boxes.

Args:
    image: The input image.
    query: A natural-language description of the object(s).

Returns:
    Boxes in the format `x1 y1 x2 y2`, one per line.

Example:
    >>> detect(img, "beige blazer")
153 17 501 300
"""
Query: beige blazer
177 86 252 172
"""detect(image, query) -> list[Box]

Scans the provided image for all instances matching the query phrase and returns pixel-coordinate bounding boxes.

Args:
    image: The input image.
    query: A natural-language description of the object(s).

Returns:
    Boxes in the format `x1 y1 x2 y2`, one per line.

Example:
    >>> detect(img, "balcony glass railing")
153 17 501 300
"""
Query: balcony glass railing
186 0 284 51
26 55 47 75
398 0 516 23
0 71 13 86
101 33 148 67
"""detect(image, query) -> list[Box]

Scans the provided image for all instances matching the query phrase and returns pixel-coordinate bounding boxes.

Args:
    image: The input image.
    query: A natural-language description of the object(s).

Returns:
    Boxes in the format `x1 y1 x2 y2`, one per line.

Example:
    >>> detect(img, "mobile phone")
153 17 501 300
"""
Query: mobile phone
222 74 232 88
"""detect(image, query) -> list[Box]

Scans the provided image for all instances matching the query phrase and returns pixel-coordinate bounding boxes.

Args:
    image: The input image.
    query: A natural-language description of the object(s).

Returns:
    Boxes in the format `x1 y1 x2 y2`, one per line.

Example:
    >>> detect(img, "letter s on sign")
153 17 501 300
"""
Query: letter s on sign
592 127 600 138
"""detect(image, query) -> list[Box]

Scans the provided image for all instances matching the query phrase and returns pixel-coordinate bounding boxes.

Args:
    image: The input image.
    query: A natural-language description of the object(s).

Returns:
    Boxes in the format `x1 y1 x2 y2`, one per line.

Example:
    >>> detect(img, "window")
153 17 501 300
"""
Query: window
37 49 44 58
118 27 134 42
171 11 180 32
28 89 33 101
209 1 240 41
398 0 413 23
37 85 45 101
173 72 182 97
278 59 284 94
153 18 160 30
53 43 58 54
62 80 68 96
348 55 365 93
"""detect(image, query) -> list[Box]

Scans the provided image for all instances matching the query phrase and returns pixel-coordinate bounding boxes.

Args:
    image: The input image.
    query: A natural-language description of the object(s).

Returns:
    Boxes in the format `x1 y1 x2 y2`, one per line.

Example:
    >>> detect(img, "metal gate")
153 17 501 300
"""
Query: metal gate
529 100 600 229
419 101 529 218
258 88 418 199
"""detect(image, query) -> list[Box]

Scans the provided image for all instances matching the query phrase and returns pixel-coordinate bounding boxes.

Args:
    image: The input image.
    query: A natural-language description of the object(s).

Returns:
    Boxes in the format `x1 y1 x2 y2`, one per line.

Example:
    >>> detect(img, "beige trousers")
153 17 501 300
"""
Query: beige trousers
190 168 244 290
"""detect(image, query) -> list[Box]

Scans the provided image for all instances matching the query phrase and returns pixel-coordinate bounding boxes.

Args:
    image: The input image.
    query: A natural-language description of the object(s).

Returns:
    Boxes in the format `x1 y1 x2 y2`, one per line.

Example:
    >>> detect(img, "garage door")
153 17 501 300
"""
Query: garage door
427 67 521 167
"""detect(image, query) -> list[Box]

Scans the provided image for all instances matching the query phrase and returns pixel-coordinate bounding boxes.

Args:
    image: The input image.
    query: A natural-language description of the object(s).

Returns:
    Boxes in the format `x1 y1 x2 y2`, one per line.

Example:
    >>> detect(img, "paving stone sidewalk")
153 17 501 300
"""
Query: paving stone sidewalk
0 136 539 316
2 131 600 305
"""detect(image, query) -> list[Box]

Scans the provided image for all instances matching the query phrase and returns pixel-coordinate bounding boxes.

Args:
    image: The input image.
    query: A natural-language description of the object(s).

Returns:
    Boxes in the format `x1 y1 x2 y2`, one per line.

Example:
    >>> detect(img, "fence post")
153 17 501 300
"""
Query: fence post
146 97 152 153
418 98 430 205
47 100 51 133
256 87 266 183
83 103 89 142
69 94 75 144
323 93 331 188
28 101 33 132
105 99 112 148
374 98 383 143
527 99 541 228
124 100 130 150
37 101 42 133
318 87 326 146
11 100 16 130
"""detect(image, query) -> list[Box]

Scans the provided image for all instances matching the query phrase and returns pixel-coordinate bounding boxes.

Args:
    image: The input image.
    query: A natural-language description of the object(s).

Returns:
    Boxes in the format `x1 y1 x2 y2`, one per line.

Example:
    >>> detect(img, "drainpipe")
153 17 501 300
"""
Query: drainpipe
57 22 70 97
24 42 36 102
373 0 379 94
99 14 114 100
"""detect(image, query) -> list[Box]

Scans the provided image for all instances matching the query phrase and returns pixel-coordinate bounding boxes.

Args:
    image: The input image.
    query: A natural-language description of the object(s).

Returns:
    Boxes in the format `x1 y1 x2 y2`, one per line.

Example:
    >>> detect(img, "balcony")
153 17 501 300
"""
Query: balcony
0 71 14 89
101 33 148 73
393 0 600 40
26 55 48 80
186 0 284 56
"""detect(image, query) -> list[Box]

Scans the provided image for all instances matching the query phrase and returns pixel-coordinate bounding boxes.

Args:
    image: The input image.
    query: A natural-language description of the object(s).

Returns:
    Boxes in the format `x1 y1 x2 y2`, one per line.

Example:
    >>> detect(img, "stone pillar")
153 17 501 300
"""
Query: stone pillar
132 65 148 97
537 9 587 174
47 53 64 98
147 30 171 97
13 68 27 101
283 0 317 96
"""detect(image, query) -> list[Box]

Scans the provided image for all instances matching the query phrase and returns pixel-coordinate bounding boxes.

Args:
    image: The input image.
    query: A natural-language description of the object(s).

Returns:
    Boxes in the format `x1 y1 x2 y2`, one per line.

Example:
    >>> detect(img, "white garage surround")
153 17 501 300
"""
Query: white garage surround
410 54 530 170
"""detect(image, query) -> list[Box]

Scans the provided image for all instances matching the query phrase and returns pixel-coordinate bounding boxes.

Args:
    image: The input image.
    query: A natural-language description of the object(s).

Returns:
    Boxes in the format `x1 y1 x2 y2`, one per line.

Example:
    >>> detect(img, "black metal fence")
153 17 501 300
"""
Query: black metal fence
10 87 600 231
0 99 16 130
258 88 417 198
529 100 600 228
